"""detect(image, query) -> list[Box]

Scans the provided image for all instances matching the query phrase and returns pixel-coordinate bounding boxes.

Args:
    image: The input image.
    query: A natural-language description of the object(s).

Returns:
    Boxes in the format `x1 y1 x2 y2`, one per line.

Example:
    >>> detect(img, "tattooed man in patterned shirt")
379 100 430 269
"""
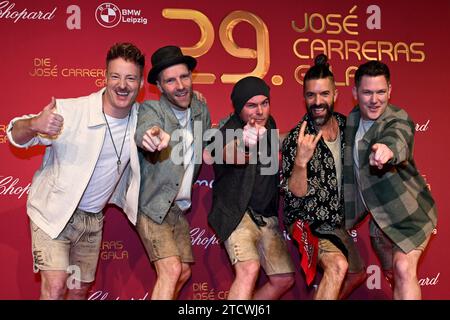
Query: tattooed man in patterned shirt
282 54 365 299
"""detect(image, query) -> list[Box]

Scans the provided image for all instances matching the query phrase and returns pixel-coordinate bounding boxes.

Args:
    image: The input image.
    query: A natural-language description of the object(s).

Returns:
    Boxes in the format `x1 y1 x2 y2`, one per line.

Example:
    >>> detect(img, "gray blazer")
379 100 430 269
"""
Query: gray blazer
135 94 211 224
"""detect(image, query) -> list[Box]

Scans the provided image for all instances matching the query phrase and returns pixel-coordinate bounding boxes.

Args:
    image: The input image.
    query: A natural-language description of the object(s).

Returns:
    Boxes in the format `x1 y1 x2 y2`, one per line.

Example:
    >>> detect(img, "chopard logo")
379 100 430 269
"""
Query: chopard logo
415 120 430 132
0 176 30 199
419 272 440 286
88 290 149 300
0 1 57 23
190 227 220 249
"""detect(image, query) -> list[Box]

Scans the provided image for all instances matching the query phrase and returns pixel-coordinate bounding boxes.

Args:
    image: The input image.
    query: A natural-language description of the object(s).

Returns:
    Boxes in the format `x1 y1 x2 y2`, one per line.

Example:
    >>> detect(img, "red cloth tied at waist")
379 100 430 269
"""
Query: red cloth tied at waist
292 219 318 286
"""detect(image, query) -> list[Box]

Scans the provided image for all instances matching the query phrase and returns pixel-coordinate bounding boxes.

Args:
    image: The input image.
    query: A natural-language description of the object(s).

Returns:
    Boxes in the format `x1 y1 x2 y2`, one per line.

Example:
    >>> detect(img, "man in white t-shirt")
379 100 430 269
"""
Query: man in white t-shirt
7 43 144 299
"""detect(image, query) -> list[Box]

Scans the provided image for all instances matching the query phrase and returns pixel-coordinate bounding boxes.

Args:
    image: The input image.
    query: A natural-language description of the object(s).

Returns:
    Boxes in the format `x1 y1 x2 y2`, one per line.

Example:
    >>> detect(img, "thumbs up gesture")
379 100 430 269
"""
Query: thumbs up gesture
32 97 64 136
243 117 266 147
143 126 170 152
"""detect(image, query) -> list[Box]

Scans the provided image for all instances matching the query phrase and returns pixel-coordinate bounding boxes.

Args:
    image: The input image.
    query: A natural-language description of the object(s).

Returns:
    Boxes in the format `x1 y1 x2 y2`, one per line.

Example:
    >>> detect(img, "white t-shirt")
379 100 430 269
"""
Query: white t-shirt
353 117 375 212
171 107 194 211
324 131 342 198
78 114 131 213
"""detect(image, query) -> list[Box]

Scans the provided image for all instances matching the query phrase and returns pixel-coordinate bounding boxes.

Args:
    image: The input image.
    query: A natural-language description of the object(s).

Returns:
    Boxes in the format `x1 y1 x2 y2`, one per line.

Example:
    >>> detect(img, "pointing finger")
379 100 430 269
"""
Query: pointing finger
150 126 160 137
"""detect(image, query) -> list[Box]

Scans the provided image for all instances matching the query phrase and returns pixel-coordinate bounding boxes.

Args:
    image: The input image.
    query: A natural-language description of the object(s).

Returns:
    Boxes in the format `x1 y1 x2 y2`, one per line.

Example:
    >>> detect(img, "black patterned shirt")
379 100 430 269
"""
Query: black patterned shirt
282 112 346 234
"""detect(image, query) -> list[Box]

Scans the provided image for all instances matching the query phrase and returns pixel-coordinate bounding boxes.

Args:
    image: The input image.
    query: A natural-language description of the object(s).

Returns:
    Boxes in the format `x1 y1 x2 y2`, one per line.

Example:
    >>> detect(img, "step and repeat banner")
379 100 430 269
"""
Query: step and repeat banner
1 0 449 299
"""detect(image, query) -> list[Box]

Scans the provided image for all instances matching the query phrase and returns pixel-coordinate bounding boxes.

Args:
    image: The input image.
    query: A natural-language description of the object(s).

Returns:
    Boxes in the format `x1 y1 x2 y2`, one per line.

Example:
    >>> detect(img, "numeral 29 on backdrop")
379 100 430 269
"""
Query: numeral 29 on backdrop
163 9 270 84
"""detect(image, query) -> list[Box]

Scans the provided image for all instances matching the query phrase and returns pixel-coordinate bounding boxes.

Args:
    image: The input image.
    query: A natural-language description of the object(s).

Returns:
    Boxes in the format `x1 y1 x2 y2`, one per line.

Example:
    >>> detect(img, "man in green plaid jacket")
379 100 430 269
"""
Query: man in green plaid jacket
343 60 437 299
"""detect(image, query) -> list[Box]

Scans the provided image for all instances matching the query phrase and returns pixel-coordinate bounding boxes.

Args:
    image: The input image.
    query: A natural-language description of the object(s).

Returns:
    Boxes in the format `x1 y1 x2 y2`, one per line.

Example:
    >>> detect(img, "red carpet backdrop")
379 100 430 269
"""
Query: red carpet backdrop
1 0 449 299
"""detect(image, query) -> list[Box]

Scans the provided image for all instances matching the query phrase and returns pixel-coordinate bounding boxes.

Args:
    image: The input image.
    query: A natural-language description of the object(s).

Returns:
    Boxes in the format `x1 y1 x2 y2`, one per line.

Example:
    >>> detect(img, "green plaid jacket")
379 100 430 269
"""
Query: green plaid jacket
343 104 437 253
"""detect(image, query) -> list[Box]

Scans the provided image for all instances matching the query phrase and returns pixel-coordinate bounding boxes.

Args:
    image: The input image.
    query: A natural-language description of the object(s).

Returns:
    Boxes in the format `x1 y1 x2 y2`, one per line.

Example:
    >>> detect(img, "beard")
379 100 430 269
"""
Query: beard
307 102 334 127
162 87 193 110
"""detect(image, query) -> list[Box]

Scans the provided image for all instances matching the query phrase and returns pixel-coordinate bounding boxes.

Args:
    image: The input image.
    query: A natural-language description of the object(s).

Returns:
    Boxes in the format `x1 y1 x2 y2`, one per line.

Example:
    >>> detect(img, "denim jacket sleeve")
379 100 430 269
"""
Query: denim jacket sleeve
135 100 164 149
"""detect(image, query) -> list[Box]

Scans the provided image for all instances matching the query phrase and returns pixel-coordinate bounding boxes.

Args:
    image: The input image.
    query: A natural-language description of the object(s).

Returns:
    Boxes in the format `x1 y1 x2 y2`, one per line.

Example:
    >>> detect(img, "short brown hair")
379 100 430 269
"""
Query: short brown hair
106 42 145 75
355 60 390 88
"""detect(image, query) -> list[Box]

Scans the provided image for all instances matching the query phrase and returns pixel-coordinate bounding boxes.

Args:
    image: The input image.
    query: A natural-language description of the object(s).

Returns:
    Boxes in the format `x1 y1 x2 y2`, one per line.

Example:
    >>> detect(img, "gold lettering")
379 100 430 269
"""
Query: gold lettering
362 40 377 60
343 5 358 35
394 42 410 61
345 40 362 60
33 58 51 67
293 39 424 64
326 14 342 34
163 9 216 84
327 39 344 59
377 41 394 61
294 65 310 86
310 39 327 59
95 78 106 87
309 13 325 33
291 13 308 33
345 66 358 86
293 38 310 59
220 10 270 83
410 42 425 62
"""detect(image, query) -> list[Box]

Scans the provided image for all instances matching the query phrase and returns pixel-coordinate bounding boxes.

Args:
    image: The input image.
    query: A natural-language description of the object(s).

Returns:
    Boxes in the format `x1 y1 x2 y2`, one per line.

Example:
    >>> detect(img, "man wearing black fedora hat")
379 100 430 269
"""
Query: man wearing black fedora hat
135 45 211 299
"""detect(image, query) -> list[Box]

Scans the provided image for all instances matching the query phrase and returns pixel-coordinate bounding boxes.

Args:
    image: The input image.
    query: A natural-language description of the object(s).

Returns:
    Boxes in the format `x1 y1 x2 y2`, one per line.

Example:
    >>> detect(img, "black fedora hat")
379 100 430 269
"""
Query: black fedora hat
147 45 197 84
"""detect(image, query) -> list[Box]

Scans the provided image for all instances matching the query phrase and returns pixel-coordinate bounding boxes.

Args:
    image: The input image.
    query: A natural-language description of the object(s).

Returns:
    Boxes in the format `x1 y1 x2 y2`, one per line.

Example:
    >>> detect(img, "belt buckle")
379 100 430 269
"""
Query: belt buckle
248 207 267 227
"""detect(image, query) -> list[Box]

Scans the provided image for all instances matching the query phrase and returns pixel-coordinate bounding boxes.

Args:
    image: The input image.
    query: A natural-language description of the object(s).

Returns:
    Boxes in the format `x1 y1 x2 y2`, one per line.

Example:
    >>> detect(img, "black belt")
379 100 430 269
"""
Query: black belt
247 207 267 227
